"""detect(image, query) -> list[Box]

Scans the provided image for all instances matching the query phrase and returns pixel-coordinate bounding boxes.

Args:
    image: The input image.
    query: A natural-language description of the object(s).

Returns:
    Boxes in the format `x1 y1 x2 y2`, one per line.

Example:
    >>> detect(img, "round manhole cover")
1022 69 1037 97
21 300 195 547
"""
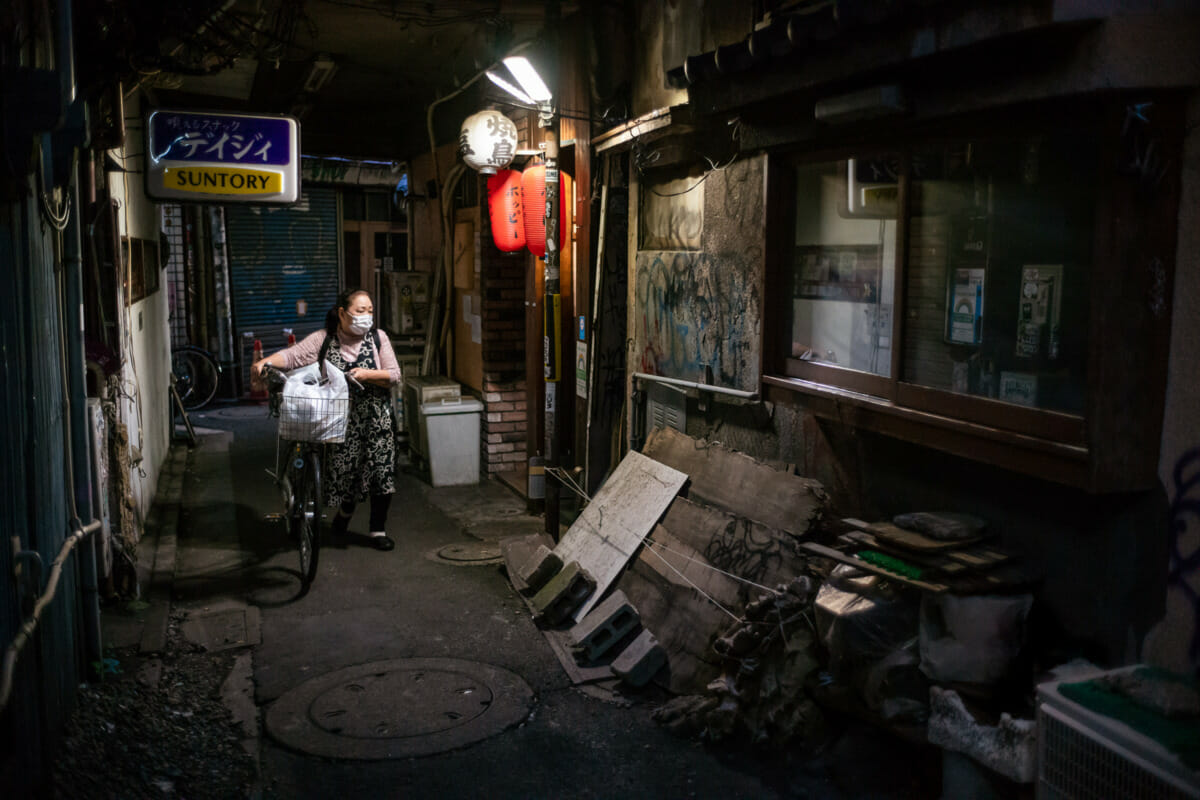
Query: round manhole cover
265 658 533 759
431 542 503 565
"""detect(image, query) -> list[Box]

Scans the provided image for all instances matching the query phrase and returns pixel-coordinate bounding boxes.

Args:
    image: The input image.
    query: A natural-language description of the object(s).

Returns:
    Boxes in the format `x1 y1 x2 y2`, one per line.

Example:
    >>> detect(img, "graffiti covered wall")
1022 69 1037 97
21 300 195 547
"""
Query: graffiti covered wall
630 156 764 393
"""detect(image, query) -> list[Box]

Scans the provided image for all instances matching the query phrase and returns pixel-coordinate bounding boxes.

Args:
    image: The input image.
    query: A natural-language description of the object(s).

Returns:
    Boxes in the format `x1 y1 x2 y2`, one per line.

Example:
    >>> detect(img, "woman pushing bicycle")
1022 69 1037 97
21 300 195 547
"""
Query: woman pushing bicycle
252 288 401 551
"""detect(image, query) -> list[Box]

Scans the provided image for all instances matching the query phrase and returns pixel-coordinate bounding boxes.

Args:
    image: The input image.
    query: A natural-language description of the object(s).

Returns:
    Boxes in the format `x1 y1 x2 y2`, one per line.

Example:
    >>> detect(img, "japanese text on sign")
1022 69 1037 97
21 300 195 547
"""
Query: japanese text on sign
149 111 292 166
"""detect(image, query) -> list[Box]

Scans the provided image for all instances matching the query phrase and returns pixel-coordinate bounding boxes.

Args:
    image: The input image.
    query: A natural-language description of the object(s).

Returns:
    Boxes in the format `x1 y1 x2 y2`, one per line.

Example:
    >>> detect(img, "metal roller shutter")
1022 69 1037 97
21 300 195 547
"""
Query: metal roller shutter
225 189 339 392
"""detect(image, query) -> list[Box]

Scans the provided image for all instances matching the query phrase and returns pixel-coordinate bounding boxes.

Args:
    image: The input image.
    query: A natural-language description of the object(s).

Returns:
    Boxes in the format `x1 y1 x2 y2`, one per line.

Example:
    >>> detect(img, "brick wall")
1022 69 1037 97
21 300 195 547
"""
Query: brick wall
478 193 528 474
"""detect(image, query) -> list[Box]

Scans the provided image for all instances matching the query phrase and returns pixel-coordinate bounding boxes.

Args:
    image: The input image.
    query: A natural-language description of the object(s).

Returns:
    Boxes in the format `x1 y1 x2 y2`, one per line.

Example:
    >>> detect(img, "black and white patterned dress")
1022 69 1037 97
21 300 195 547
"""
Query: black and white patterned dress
322 335 396 506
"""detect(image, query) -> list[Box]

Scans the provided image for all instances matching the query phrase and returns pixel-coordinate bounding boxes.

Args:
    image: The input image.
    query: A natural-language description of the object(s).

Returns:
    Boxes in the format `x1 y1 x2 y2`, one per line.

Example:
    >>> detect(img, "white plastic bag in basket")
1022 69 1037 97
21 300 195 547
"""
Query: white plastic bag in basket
280 360 349 443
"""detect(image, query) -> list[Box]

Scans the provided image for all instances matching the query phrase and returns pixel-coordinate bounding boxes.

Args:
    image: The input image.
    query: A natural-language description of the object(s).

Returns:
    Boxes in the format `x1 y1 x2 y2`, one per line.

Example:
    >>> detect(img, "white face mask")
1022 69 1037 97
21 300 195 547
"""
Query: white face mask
348 313 373 335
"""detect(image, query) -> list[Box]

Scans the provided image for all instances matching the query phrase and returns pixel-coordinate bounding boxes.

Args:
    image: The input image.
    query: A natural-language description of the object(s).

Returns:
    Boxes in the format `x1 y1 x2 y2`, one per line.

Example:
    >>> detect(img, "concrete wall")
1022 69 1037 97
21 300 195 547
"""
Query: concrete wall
106 90 173 528
1144 89 1200 674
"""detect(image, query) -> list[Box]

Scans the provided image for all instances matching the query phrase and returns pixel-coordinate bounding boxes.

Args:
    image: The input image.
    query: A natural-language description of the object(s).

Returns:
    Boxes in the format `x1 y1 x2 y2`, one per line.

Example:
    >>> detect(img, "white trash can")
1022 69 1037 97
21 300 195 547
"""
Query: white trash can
420 397 484 486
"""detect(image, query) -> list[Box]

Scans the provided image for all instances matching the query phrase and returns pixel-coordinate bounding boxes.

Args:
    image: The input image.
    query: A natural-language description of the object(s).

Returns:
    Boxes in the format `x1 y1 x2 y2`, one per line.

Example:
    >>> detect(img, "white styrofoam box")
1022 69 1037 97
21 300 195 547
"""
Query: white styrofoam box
421 397 483 486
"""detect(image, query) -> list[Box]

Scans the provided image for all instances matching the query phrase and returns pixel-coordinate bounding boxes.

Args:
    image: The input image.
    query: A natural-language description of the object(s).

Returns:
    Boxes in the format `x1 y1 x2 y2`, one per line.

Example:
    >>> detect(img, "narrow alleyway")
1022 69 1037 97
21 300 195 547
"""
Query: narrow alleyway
74 403 938 799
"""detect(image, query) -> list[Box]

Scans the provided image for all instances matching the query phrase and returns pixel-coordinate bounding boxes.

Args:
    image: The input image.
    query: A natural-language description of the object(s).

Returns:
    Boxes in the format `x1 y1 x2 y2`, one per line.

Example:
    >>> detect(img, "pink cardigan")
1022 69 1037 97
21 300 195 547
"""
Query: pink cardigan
278 328 402 385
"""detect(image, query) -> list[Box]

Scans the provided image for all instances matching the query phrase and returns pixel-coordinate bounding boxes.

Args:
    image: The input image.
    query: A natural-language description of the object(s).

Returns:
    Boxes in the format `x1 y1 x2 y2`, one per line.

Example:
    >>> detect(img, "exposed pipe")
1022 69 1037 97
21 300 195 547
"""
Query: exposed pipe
53 0 76 127
0 519 101 712
632 371 759 400
421 40 534 377
582 158 609 495
63 155 104 676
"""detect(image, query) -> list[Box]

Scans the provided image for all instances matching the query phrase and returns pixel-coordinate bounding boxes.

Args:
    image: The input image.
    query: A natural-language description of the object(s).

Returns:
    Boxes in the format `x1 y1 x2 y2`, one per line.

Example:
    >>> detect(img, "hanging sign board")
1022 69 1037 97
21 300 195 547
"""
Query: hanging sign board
301 156 405 187
145 110 300 204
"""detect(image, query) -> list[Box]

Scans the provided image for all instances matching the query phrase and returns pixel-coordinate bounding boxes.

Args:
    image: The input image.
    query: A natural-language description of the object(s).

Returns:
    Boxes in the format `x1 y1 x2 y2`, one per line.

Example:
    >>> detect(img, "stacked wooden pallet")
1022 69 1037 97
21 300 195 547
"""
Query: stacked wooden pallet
802 518 1037 594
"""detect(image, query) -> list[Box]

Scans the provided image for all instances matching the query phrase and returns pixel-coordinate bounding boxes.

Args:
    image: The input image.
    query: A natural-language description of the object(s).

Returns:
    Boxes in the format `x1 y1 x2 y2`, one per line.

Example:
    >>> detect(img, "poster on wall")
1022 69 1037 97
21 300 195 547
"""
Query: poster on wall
576 341 588 399
145 110 300 204
946 267 985 345
792 244 881 302
1015 265 1063 359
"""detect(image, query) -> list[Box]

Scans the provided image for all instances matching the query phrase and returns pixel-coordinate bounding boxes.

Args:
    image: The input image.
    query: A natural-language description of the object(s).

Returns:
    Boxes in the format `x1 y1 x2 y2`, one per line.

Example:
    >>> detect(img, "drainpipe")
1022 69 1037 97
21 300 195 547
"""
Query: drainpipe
53 0 102 677
64 160 103 678
54 0 76 128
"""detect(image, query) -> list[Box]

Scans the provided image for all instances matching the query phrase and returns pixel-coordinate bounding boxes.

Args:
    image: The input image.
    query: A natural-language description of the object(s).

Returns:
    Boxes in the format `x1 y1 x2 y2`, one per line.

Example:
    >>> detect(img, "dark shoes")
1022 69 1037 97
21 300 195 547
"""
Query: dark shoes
331 512 392 550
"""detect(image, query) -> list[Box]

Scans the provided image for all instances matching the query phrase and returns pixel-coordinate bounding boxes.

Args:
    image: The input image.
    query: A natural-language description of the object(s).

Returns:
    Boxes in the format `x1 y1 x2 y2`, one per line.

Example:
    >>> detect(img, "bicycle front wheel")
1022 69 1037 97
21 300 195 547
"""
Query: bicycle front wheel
290 452 322 588
171 347 221 410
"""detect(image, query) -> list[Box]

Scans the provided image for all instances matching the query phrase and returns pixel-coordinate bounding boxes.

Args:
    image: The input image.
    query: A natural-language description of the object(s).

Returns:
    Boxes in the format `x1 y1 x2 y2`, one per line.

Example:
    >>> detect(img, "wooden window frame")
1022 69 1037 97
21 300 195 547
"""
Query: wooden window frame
762 96 1181 491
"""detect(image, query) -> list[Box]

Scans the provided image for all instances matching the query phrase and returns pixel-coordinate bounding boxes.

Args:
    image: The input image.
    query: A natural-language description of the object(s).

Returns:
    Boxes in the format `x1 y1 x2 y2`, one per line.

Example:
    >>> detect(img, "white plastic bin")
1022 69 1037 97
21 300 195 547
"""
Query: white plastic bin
405 376 461 458
420 397 484 486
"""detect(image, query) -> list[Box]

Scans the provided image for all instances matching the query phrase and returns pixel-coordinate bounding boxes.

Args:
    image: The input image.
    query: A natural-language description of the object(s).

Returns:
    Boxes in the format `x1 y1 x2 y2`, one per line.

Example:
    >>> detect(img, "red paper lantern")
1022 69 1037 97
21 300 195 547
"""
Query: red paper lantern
486 169 526 252
521 165 572 258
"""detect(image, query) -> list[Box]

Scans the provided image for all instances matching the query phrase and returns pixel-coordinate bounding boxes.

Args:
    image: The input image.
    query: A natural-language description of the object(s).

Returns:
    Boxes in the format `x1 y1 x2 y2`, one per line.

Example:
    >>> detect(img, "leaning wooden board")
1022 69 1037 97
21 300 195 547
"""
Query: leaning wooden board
643 427 827 538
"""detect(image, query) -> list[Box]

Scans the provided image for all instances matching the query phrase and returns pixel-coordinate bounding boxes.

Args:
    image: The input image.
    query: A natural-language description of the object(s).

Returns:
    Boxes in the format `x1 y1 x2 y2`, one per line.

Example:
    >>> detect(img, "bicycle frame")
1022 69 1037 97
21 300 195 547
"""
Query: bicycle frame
261 363 327 588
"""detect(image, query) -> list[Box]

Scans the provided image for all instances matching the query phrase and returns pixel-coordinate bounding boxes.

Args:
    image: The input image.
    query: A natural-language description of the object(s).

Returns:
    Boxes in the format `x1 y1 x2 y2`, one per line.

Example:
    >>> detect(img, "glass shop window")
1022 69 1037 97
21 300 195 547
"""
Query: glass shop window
786 158 898 377
902 135 1096 413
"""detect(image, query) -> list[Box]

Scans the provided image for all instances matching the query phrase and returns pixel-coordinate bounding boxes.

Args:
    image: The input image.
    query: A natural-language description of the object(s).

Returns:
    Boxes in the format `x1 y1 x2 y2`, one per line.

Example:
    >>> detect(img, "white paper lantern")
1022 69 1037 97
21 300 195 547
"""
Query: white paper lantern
459 109 518 175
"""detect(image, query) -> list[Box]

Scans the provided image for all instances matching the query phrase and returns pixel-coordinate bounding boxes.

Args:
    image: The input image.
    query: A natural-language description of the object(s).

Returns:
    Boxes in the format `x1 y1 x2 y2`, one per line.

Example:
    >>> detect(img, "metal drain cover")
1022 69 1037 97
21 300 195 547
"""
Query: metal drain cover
431 542 503 565
265 658 533 759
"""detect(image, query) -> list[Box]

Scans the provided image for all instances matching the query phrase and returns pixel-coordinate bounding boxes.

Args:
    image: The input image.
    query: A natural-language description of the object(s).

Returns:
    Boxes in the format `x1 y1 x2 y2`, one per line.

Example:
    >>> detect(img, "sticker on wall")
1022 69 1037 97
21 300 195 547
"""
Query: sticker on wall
576 342 588 399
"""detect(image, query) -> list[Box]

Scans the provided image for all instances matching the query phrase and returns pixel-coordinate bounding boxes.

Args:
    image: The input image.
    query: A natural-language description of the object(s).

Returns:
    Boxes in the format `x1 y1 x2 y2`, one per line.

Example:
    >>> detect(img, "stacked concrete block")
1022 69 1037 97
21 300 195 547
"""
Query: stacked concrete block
568 590 641 663
531 561 596 626
612 629 667 687
516 545 562 596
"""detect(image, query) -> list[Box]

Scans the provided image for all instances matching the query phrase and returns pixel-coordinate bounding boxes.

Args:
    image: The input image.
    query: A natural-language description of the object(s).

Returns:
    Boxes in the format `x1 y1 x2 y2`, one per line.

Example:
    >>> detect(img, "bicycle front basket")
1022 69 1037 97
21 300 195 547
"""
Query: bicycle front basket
279 394 350 443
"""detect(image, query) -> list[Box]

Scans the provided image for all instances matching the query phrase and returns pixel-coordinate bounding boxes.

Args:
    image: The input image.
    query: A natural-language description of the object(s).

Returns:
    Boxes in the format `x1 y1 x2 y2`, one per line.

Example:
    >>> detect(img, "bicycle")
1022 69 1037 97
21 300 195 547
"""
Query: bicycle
261 363 349 590
171 345 222 410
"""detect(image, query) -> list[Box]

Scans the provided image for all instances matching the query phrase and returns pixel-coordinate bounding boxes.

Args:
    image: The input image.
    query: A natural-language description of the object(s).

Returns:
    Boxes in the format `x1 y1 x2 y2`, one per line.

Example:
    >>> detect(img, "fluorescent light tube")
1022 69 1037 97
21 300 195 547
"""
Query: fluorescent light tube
486 70 534 105
503 56 551 103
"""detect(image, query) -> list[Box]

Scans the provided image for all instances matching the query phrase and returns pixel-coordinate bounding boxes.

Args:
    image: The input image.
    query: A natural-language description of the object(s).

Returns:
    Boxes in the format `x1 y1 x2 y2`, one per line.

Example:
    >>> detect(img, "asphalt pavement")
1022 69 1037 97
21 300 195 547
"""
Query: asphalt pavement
110 402 937 800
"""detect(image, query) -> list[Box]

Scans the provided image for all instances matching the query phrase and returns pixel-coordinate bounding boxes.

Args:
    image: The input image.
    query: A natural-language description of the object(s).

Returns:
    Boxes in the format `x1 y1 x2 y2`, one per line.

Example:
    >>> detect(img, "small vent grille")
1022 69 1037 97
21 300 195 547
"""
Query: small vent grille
1038 702 1197 800
647 383 686 434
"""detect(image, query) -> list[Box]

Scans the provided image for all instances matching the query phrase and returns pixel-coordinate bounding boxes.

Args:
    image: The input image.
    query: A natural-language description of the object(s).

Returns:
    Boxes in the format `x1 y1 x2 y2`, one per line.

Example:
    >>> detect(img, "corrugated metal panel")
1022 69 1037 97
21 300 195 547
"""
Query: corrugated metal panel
225 189 339 391
0 186 80 794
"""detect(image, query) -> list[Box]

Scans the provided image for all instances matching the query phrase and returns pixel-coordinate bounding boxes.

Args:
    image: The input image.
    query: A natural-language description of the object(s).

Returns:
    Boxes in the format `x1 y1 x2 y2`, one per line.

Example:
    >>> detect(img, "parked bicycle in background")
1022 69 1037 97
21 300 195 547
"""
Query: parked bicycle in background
171 345 222 410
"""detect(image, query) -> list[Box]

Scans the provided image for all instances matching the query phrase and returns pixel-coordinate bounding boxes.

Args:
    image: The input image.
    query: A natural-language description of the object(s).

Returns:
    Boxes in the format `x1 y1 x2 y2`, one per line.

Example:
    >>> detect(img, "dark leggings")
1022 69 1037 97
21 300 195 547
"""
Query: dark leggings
338 494 393 532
